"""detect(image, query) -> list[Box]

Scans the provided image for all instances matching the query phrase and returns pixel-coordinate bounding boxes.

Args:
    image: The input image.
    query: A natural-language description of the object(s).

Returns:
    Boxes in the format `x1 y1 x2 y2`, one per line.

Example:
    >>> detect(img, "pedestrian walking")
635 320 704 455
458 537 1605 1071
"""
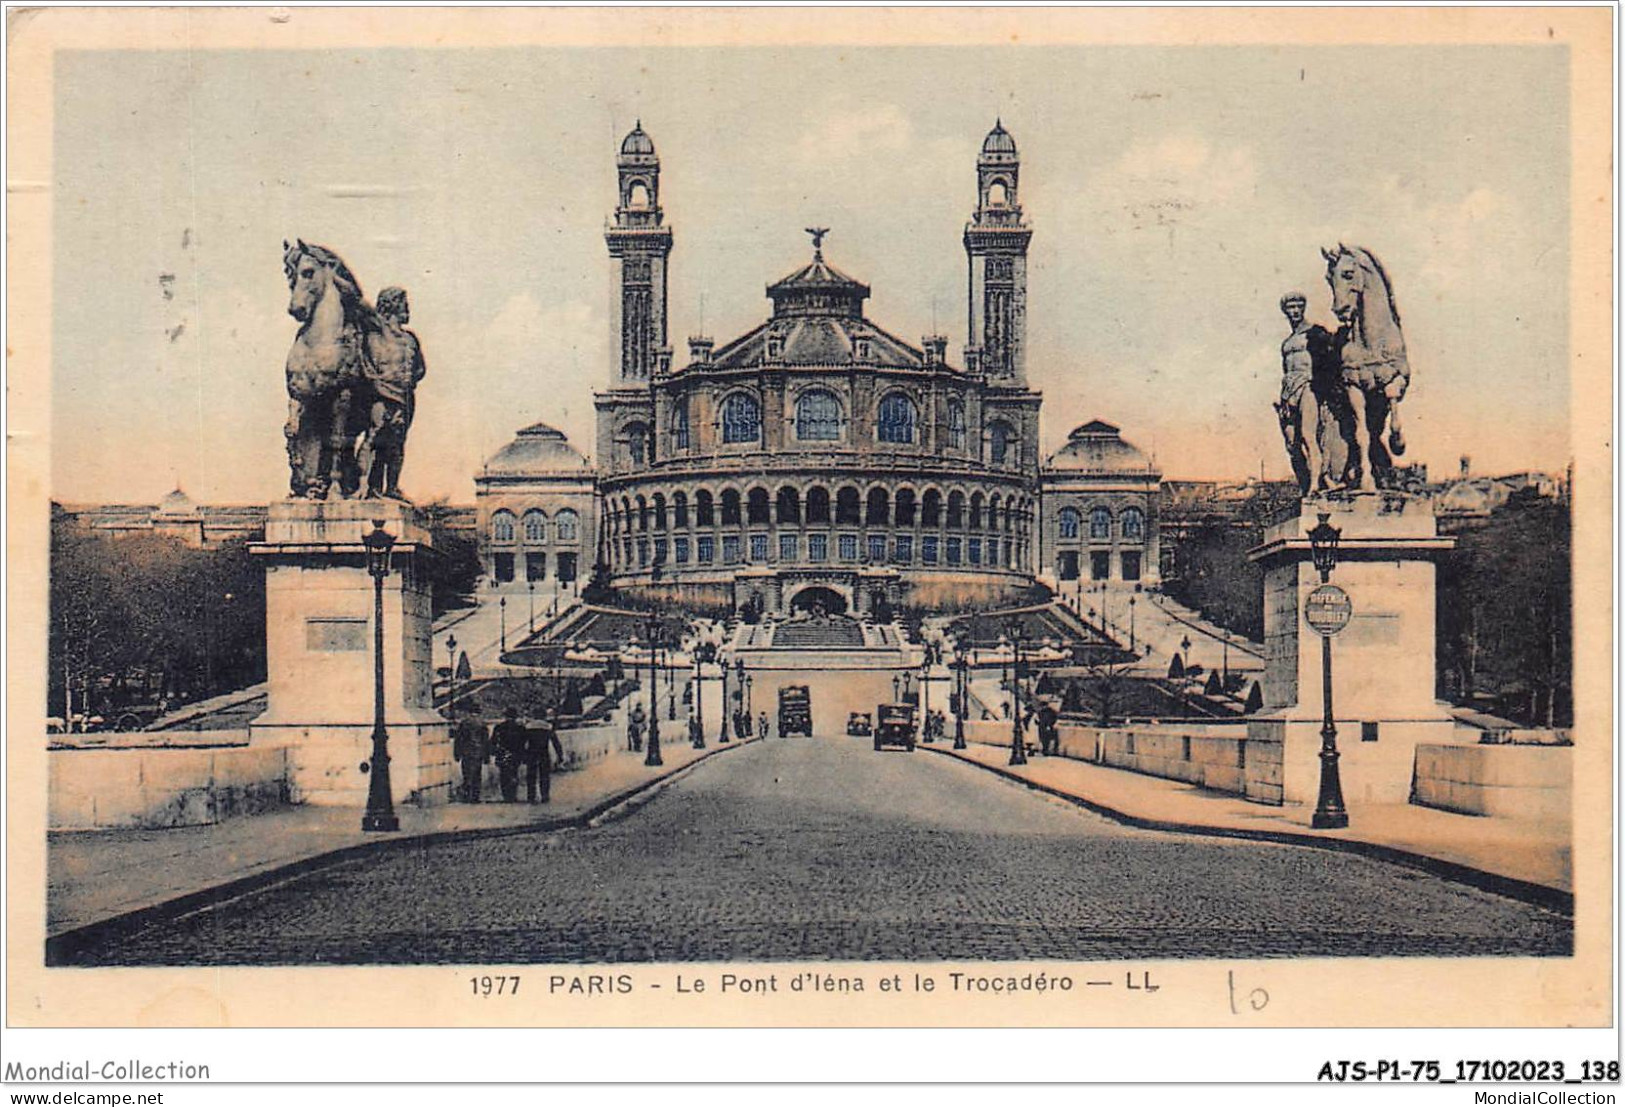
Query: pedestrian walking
759 710 770 740
1037 700 1060 757
628 702 646 753
451 701 490 803
526 710 567 804
492 706 529 803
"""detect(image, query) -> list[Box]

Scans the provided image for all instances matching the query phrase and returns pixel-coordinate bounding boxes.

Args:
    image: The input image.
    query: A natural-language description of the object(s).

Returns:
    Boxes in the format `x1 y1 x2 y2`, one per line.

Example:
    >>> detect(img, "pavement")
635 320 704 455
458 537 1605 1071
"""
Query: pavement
61 738 1571 965
927 739 1572 909
46 735 755 945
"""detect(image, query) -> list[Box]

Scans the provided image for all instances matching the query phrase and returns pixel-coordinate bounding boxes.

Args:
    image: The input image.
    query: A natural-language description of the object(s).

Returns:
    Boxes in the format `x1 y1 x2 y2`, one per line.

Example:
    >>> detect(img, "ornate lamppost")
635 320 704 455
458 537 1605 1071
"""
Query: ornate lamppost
361 521 400 833
528 579 536 634
1128 595 1137 653
952 635 969 750
1308 513 1349 829
667 642 677 722
1181 634 1192 672
499 595 508 654
919 655 933 743
1006 622 1027 766
717 640 731 744
643 619 664 767
445 632 458 715
691 639 707 750
997 633 1011 718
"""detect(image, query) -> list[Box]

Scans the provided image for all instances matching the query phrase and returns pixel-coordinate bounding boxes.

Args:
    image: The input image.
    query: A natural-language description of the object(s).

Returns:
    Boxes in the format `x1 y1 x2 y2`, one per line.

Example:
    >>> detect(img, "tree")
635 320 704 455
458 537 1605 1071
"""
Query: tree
1243 681 1264 714
420 499 482 617
1203 669 1223 697
1437 491 1572 726
1167 653 1185 679
1082 655 1135 726
49 513 266 720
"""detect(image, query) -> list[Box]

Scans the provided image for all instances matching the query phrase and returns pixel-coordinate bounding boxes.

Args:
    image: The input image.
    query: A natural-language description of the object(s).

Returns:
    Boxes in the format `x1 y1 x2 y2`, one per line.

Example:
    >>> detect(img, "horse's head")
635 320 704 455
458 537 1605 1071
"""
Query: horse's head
283 239 364 323
1323 244 1364 323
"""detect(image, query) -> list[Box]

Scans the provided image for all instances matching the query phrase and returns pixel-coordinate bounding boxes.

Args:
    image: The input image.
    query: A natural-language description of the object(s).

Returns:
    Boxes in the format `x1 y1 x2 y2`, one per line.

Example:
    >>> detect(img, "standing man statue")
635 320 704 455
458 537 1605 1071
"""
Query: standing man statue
1274 291 1351 495
1275 292 1325 495
361 286 426 500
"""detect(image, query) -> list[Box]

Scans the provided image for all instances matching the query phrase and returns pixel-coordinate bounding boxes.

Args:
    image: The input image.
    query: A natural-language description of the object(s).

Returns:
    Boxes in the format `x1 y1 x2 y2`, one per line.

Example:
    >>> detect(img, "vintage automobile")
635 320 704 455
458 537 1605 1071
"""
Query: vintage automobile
845 711 873 737
778 684 813 737
873 702 917 752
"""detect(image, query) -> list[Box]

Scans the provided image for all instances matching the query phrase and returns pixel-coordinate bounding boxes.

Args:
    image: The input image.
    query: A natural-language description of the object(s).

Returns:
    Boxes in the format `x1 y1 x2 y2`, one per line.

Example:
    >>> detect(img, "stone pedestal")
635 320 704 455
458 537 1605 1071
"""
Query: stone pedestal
1246 494 1456 806
249 499 452 807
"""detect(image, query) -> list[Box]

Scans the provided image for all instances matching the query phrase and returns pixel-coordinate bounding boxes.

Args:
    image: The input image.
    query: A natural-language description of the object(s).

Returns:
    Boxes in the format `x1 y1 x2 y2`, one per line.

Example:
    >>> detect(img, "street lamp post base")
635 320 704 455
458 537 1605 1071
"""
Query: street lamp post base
362 812 400 832
1310 810 1349 830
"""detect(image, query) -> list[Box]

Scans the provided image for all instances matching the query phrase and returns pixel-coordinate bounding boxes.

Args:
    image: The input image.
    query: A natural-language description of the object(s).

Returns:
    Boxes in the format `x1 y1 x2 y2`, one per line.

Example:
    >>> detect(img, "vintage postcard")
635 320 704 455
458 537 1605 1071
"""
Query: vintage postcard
4 5 1614 1057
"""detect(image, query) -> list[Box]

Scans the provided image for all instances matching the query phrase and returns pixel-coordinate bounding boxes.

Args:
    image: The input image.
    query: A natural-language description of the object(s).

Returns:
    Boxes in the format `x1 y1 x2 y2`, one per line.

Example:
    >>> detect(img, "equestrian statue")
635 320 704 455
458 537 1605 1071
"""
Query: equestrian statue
281 240 425 500
1324 243 1410 493
1274 245 1412 496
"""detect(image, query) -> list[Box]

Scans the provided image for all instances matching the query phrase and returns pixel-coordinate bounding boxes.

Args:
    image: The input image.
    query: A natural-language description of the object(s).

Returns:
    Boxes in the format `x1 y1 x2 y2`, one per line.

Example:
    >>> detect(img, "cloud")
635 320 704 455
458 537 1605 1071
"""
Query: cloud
1089 134 1258 231
795 103 916 164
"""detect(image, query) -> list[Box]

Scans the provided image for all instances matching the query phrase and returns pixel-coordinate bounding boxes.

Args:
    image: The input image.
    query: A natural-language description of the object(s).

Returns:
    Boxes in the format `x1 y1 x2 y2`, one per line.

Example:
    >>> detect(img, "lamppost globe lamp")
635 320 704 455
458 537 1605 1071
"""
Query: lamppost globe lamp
1309 512 1342 583
361 521 399 833
1006 621 1027 766
952 634 969 750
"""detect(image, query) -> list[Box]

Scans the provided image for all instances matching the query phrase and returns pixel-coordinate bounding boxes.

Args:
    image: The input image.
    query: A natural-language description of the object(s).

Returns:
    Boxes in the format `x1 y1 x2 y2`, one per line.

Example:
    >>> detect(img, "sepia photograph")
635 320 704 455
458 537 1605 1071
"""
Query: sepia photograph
4 6 1613 1057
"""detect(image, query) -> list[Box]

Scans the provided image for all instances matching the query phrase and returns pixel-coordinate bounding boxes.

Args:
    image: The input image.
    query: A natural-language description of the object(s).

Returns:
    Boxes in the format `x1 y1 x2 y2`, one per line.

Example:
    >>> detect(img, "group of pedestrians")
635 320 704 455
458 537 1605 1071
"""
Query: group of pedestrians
451 702 566 804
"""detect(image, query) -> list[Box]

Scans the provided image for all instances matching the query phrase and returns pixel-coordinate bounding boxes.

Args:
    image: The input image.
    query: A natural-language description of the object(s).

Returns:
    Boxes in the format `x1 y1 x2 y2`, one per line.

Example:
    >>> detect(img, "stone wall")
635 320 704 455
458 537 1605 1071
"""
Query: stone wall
50 740 291 830
1412 743 1571 821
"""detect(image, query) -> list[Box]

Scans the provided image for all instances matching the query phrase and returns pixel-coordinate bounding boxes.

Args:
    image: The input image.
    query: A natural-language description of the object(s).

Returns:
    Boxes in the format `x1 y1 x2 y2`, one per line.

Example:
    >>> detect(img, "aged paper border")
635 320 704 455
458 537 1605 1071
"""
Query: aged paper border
4 6 1613 1032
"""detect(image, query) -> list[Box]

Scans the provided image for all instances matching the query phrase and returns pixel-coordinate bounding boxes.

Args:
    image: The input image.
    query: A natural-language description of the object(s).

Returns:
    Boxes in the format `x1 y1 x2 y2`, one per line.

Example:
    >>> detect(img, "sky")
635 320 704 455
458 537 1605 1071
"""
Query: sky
50 43 1570 504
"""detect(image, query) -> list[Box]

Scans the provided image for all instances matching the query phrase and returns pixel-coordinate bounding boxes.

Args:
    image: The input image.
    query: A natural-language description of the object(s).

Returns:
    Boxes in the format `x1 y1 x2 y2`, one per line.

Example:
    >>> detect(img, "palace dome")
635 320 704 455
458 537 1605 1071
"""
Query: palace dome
981 120 1018 157
620 122 656 158
1045 420 1157 474
155 487 199 517
482 422 590 477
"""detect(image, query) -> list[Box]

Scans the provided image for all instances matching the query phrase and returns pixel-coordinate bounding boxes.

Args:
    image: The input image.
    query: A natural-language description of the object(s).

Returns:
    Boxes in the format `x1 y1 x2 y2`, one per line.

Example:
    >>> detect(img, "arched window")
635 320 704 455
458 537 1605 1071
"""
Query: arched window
555 510 579 543
795 390 843 441
695 490 715 527
969 492 984 530
628 181 651 209
988 495 1002 533
921 489 942 528
866 487 890 526
747 488 771 526
988 420 1014 466
721 393 761 445
947 490 965 529
491 510 516 543
522 509 547 543
1122 506 1146 542
895 488 917 527
673 492 689 528
1090 507 1112 540
623 421 649 466
776 486 801 525
947 401 967 450
987 180 1009 207
1058 507 1081 540
720 489 742 526
877 393 917 444
836 487 861 526
653 494 668 531
669 399 690 451
636 496 649 532
806 486 831 524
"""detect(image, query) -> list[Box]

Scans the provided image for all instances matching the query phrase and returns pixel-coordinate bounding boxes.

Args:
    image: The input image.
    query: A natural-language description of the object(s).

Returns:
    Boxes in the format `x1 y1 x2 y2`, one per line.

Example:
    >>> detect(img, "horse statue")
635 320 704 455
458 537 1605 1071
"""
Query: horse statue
1323 244 1410 493
282 240 377 499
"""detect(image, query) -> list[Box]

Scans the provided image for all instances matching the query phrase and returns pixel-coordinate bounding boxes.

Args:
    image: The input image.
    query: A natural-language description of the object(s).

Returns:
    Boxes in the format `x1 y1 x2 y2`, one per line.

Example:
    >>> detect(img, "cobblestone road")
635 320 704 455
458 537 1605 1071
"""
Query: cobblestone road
75 739 1572 964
